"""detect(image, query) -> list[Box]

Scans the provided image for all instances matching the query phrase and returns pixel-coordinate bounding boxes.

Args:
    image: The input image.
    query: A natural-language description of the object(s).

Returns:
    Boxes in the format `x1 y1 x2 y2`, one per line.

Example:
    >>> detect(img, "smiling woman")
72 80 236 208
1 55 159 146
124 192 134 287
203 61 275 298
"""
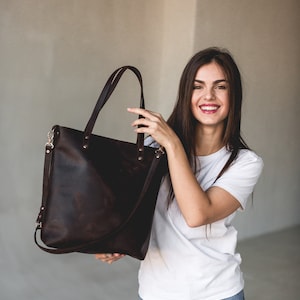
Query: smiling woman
97 47 263 300
191 62 230 132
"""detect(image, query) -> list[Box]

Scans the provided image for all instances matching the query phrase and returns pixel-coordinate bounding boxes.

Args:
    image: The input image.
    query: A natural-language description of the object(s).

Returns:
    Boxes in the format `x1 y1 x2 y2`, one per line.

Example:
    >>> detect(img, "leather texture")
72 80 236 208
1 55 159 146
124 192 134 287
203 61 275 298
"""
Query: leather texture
34 66 166 260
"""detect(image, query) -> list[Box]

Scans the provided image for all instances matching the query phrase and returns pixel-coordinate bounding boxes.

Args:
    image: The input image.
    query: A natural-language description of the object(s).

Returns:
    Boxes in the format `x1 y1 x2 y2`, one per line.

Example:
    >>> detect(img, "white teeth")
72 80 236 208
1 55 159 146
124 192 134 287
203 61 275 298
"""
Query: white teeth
200 106 218 111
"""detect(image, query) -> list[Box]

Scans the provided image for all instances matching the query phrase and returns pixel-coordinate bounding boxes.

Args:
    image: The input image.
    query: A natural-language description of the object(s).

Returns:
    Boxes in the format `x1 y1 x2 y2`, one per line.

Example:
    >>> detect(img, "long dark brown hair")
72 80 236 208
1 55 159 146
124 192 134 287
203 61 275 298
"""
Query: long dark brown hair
166 47 250 203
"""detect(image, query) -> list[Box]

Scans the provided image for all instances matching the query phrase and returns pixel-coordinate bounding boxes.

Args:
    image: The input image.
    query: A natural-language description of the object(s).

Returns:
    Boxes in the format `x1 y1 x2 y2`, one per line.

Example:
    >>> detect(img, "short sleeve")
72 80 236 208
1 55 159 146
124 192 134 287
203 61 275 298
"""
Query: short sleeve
144 135 159 147
212 150 264 209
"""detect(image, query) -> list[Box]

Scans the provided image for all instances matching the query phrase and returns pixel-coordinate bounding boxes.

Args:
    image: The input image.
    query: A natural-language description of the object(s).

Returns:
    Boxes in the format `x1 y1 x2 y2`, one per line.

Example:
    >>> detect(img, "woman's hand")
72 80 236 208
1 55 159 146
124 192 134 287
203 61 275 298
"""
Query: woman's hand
95 253 125 264
127 107 180 151
127 109 242 227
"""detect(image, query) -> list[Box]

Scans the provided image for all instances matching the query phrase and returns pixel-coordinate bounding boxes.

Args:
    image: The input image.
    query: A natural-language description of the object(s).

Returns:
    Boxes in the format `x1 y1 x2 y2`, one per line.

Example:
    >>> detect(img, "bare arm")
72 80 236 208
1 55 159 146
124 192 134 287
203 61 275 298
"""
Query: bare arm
128 108 241 227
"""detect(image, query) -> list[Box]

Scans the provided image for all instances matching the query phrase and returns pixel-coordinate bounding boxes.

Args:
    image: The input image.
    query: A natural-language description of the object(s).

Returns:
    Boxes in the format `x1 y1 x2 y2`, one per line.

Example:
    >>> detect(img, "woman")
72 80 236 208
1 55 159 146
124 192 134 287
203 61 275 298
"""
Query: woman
96 47 263 300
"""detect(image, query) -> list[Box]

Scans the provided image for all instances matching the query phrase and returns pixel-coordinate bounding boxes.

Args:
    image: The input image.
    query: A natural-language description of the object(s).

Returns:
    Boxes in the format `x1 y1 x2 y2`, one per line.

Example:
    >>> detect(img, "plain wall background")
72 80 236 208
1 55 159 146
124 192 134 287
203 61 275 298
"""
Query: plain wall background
0 1 299 299
194 0 300 238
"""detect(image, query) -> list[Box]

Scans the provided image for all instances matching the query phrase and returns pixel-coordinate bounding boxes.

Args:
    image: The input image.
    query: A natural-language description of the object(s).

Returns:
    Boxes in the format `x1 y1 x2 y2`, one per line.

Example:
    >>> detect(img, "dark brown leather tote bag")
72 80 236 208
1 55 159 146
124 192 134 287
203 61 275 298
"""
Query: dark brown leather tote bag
34 66 166 260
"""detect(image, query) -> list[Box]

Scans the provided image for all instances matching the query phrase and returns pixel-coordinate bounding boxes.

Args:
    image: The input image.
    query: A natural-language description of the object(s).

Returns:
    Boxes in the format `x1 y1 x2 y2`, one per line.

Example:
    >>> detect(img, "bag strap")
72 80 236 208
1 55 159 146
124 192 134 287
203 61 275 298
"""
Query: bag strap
34 66 165 254
83 66 145 161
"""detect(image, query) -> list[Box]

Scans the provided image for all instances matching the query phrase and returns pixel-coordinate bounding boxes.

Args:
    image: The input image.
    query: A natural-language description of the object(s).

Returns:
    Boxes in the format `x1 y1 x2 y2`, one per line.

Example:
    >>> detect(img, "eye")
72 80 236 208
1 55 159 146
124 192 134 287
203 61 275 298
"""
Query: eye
215 85 227 90
193 85 203 90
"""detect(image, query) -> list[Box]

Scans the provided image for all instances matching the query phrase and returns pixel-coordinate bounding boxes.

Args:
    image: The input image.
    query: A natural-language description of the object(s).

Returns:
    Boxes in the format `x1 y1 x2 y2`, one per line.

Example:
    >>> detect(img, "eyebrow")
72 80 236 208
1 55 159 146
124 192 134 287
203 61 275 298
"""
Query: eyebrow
194 79 227 84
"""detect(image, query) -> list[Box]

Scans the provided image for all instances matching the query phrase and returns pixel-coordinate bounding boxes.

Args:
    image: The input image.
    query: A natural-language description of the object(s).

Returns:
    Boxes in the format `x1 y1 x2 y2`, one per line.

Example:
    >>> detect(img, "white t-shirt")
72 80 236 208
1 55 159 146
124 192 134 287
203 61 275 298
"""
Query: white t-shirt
138 146 263 300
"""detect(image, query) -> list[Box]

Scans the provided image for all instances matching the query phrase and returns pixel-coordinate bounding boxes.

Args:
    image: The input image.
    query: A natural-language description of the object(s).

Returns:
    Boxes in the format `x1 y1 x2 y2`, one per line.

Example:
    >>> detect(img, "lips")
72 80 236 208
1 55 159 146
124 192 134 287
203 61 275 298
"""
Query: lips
199 104 220 113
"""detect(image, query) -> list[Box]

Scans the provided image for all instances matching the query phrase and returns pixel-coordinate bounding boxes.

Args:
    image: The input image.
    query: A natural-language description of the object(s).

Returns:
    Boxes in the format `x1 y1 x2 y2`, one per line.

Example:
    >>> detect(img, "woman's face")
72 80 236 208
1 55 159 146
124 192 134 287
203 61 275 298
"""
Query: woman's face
191 62 230 130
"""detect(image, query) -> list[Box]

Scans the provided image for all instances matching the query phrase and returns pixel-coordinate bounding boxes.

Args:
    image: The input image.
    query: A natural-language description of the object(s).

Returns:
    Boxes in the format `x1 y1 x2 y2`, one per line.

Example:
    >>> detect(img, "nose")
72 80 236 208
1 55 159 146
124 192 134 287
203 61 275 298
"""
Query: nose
204 88 215 100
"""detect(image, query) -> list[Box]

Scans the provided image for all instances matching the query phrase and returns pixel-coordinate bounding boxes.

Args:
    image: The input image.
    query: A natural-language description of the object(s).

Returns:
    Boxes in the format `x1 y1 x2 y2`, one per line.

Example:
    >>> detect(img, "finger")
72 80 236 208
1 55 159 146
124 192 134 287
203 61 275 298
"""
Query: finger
95 254 107 260
95 253 113 258
95 253 122 259
95 253 125 264
95 253 112 261
127 107 146 116
127 107 159 120
107 254 125 264
112 253 125 258
131 117 153 128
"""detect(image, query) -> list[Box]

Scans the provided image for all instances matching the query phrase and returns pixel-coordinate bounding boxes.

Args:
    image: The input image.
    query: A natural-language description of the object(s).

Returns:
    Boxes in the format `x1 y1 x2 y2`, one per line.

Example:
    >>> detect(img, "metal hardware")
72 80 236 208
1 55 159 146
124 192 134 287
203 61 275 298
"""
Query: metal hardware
36 206 45 227
82 135 90 150
45 129 55 151
155 146 165 159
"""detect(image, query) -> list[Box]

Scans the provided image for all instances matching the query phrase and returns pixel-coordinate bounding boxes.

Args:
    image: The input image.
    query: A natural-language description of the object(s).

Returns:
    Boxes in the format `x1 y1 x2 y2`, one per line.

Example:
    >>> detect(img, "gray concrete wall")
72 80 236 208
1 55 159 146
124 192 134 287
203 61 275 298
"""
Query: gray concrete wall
0 0 299 299
193 0 300 239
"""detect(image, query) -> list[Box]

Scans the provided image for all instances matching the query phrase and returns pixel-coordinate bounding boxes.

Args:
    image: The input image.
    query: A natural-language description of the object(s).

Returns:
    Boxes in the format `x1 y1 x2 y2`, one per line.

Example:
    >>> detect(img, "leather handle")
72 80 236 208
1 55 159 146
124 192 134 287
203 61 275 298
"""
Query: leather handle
34 66 166 255
83 66 145 160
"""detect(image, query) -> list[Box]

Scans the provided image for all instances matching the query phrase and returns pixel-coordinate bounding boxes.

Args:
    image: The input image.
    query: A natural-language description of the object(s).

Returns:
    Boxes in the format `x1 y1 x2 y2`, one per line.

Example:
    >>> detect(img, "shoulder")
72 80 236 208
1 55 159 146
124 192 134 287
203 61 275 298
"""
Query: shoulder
216 148 264 185
212 149 264 208
234 149 264 174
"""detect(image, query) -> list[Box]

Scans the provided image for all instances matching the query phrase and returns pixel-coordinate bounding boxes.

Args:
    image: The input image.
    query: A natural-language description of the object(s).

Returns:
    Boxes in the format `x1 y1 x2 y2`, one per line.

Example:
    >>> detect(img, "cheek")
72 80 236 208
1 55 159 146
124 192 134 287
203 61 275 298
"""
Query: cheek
220 93 230 113
224 97 230 114
190 94 199 114
191 90 201 105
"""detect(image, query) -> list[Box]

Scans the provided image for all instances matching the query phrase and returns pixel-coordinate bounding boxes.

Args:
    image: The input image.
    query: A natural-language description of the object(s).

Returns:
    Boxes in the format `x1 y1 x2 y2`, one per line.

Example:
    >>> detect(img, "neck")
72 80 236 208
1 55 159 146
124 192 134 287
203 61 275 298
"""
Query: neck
195 124 225 156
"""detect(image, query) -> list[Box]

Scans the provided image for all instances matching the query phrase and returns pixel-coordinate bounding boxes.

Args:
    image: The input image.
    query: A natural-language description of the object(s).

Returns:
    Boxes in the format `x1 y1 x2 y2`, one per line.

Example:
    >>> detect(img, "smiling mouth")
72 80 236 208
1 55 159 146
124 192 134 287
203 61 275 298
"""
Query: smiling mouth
200 105 220 113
